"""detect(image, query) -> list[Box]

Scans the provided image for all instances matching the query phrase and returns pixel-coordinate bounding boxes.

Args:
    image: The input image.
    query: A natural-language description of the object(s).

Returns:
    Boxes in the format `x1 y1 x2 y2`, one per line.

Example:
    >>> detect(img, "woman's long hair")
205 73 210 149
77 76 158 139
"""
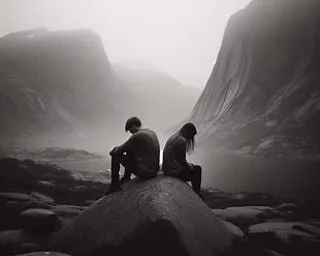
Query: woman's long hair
178 123 197 154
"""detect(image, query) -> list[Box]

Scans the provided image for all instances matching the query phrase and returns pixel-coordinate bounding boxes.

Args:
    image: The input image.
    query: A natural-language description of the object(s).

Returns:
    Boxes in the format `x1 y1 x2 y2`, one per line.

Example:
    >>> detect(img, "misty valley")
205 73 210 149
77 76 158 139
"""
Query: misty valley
1 0 320 255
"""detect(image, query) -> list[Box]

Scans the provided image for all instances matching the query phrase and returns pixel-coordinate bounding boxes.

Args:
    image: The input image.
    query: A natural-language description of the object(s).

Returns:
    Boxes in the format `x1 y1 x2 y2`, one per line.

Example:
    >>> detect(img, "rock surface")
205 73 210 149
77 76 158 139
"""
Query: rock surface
248 222 320 255
0 230 51 255
30 192 55 204
1 157 320 255
19 209 61 232
54 176 232 256
189 0 320 157
220 220 245 239
0 193 36 203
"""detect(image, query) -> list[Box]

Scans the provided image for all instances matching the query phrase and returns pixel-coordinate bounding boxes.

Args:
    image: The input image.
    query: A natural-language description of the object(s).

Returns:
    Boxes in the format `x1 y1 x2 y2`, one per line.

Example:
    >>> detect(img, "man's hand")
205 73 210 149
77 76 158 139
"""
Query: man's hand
109 146 120 156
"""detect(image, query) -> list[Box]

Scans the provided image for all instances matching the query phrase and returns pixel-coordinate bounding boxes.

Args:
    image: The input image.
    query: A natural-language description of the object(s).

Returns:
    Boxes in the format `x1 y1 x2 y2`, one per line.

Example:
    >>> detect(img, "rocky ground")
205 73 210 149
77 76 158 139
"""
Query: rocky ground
202 190 320 255
0 158 319 256
0 157 108 255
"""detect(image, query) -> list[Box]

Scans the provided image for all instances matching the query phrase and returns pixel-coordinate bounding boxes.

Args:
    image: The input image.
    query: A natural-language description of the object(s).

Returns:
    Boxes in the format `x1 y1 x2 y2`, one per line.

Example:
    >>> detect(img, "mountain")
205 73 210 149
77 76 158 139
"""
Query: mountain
189 0 320 157
114 64 201 134
0 29 131 149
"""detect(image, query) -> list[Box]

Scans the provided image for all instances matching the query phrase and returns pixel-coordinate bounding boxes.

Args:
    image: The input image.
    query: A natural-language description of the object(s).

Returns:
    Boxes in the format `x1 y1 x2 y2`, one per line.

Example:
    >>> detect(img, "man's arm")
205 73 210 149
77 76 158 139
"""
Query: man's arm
110 135 135 156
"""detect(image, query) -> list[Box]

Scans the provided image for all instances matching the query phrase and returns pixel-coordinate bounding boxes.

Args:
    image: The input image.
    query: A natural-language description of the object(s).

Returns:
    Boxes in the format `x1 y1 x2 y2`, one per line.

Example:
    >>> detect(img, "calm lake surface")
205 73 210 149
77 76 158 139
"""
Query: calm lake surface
51 151 320 201
192 149 320 201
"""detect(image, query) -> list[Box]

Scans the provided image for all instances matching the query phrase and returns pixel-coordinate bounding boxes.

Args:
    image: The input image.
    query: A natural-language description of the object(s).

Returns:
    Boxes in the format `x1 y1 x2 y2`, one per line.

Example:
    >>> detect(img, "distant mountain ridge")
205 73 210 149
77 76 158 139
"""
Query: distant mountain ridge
189 0 320 157
114 64 201 133
0 28 132 149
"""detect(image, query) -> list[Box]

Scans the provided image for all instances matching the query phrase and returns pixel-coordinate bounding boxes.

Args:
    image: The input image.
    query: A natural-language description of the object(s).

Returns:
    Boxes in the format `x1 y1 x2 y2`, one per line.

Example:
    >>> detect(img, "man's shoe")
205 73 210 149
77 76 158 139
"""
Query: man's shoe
104 183 122 196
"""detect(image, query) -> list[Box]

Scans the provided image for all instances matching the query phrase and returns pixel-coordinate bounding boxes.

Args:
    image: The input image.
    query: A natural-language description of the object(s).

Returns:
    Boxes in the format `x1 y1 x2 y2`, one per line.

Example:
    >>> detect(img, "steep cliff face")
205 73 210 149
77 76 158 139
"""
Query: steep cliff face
190 0 320 157
0 29 130 148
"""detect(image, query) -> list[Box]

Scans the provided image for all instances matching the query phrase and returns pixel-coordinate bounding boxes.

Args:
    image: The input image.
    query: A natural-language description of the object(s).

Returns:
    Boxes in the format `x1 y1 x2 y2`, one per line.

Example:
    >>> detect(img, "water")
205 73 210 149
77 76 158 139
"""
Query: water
194 149 320 201
51 157 110 173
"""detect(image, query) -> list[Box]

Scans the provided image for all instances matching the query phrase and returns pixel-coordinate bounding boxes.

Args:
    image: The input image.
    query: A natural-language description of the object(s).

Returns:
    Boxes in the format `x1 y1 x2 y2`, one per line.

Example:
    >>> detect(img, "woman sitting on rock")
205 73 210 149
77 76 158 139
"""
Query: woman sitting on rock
162 123 203 197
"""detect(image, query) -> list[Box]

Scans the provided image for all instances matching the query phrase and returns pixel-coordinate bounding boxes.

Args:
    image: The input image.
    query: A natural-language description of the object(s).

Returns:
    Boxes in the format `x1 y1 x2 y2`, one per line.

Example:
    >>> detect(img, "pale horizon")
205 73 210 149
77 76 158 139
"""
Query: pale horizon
0 0 251 88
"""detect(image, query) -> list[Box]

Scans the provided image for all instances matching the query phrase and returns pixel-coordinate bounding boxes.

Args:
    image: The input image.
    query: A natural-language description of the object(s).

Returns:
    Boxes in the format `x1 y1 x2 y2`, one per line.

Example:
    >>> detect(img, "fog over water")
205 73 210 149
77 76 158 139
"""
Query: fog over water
1 0 251 88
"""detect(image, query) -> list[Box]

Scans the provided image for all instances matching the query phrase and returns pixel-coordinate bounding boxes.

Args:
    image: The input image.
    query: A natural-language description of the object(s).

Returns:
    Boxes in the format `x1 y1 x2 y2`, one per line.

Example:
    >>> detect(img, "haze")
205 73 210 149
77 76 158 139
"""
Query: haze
1 0 251 88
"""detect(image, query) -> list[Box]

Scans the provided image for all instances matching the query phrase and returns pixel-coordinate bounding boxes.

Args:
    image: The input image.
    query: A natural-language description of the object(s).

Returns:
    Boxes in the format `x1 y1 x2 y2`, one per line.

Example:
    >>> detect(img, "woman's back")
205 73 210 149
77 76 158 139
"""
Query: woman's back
162 133 187 174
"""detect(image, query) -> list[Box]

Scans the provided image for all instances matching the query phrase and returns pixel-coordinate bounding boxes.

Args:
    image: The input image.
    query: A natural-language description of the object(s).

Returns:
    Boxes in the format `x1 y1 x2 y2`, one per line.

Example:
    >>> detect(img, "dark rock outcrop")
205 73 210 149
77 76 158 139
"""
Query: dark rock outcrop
0 158 106 206
53 176 232 256
189 0 320 157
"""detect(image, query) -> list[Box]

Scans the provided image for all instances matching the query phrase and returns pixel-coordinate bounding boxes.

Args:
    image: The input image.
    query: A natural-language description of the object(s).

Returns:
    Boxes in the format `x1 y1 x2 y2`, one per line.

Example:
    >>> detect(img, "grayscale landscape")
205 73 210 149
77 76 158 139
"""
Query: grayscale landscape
0 0 319 255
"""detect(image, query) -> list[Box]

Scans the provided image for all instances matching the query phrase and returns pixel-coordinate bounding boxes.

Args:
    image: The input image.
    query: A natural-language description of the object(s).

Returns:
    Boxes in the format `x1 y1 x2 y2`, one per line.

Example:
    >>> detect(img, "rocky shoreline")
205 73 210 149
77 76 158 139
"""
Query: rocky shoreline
0 158 319 256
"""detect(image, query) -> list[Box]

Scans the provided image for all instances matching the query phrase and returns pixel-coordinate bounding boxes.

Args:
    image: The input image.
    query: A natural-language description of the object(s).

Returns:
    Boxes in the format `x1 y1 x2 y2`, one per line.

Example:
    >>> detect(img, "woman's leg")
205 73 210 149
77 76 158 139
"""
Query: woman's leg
190 165 202 193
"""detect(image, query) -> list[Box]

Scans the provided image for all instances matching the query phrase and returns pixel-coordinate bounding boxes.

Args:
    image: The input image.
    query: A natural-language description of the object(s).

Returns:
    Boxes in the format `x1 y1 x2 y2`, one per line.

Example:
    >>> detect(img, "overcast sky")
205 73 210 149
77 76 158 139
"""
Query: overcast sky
1 0 251 88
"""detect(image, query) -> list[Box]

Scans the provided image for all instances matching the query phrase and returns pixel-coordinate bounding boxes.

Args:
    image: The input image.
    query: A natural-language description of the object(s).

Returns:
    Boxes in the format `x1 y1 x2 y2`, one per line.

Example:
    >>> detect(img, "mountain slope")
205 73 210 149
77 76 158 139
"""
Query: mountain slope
0 29 131 149
189 0 320 157
114 64 201 133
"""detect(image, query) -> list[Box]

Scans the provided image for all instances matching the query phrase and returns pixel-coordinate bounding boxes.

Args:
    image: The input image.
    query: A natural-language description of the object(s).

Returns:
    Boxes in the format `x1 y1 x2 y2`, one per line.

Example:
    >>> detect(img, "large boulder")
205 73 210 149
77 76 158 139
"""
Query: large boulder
53 176 232 256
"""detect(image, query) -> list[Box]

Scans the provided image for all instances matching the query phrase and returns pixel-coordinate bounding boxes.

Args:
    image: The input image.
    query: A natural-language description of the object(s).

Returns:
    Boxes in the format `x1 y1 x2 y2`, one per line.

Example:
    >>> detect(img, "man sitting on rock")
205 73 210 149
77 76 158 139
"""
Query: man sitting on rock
162 123 203 198
105 117 160 195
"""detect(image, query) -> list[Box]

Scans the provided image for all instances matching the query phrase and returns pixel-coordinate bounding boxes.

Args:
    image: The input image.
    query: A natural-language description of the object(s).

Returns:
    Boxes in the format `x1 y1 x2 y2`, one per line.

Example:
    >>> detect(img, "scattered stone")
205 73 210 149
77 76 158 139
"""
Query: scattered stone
19 209 61 232
30 192 55 204
212 206 272 226
248 222 320 254
56 205 86 211
0 193 35 203
0 230 50 255
220 220 245 239
37 180 56 189
276 203 298 211
0 230 37 246
2 201 52 216
51 205 82 218
21 201 53 210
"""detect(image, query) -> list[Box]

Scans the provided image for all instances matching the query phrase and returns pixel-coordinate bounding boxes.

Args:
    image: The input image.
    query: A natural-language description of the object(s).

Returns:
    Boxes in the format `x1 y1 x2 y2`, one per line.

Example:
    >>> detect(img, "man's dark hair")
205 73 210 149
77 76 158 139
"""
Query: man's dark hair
179 123 197 154
125 117 142 132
